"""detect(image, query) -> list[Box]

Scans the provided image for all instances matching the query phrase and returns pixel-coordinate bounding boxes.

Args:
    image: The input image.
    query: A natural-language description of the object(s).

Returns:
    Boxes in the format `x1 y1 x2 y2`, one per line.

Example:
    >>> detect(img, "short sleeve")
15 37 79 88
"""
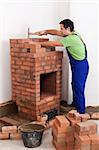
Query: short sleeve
60 36 71 48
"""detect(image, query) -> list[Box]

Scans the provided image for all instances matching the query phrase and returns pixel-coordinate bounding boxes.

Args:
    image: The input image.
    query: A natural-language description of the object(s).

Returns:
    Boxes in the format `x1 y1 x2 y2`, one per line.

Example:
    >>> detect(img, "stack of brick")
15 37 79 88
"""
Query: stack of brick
52 115 75 150
10 38 63 120
66 109 90 127
66 110 81 127
0 125 21 140
66 110 99 149
52 112 99 150
75 120 98 150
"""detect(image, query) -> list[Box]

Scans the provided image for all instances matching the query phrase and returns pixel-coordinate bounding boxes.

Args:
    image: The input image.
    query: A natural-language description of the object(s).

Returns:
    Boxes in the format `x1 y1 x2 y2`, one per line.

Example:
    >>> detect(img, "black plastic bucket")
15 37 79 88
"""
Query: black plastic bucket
19 122 45 148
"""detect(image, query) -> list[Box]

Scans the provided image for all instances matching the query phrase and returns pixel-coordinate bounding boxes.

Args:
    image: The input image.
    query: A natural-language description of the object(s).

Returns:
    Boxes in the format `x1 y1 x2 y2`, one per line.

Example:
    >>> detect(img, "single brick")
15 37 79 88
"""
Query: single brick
67 110 77 118
81 113 90 122
91 112 99 120
10 133 21 140
56 115 70 127
75 120 97 135
53 134 66 144
89 134 99 150
65 126 75 143
2 126 17 133
0 132 9 140
53 121 67 134
67 116 81 127
52 126 66 139
74 112 81 121
53 139 67 149
75 133 90 150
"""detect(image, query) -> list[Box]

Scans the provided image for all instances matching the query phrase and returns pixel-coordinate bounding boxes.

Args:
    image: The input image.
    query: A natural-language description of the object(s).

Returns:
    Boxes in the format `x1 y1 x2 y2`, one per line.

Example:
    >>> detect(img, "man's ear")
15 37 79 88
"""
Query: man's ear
67 27 71 31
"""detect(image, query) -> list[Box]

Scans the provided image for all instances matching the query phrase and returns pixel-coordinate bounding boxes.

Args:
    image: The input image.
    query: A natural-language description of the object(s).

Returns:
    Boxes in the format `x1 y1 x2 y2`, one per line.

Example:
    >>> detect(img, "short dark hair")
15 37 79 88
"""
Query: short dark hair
59 19 74 32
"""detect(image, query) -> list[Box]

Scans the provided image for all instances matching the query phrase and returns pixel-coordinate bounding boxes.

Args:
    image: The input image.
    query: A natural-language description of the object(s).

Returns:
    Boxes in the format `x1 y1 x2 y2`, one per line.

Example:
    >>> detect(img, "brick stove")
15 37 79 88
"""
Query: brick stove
10 38 63 120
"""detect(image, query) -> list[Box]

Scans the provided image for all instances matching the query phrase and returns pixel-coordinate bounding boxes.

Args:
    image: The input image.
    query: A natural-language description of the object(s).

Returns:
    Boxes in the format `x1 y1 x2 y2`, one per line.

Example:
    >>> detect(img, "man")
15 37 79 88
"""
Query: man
32 19 89 114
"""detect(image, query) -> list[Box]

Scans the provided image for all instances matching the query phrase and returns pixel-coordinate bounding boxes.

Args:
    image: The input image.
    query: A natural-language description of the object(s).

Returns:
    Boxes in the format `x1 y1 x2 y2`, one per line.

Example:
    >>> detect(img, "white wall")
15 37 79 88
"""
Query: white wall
0 1 69 103
97 1 99 103
69 0 99 106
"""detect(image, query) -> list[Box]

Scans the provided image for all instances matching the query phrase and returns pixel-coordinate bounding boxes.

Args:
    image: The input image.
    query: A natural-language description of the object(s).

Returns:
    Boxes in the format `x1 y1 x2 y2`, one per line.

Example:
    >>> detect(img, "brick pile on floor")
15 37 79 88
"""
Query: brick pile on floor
75 120 98 150
52 110 99 150
52 115 74 150
0 125 21 140
0 115 29 140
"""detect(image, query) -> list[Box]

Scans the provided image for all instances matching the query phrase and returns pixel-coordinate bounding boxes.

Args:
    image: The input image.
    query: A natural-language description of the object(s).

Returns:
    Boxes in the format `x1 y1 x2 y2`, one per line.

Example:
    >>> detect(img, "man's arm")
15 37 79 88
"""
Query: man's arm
39 40 63 47
30 29 63 36
45 29 63 36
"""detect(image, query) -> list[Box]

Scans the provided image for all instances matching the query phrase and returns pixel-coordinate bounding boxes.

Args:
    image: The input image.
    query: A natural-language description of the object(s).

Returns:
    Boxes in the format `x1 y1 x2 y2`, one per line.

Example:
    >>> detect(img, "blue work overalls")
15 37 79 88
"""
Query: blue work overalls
67 34 89 114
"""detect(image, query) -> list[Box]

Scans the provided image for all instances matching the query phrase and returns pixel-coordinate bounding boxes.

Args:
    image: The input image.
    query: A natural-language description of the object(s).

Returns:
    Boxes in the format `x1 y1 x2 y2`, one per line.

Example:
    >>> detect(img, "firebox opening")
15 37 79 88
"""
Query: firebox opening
40 72 56 99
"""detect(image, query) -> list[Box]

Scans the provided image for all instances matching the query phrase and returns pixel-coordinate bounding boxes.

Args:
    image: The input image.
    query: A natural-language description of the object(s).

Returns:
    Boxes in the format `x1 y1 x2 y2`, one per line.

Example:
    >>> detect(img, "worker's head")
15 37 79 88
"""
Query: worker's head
59 19 74 36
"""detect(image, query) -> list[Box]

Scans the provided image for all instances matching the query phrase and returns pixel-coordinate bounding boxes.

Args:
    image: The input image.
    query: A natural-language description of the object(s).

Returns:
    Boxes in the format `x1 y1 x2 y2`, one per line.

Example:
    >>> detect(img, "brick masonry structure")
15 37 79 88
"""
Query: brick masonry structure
10 38 63 120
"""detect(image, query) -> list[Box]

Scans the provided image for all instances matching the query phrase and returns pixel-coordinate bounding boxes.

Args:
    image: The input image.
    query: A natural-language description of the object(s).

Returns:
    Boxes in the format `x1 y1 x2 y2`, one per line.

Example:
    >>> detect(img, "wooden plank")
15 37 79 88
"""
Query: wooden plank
0 117 20 126
0 101 18 117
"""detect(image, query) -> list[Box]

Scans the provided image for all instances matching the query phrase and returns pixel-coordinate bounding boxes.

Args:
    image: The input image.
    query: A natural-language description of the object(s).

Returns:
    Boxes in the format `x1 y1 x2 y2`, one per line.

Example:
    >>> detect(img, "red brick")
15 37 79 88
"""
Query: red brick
67 110 77 118
52 126 66 139
66 115 81 127
0 132 9 140
53 121 67 134
2 126 17 133
89 134 99 150
81 113 90 122
53 139 67 149
74 112 82 121
91 112 99 120
75 133 90 150
75 120 97 136
37 114 48 125
10 133 21 140
56 115 70 127
53 139 74 150
53 134 66 144
65 126 75 143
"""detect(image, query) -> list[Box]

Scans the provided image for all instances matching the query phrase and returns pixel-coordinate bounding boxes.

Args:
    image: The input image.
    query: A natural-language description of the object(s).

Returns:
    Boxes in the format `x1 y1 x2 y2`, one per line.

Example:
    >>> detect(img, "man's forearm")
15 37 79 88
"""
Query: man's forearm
40 41 63 47
46 29 63 36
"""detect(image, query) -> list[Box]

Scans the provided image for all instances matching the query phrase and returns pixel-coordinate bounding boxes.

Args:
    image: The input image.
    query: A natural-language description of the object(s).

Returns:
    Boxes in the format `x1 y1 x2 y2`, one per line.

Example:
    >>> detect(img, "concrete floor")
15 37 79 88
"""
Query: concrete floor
0 120 99 150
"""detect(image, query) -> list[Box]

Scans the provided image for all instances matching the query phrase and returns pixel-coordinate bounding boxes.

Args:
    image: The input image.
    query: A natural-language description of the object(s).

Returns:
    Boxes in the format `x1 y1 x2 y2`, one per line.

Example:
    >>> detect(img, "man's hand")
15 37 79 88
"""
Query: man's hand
30 30 47 36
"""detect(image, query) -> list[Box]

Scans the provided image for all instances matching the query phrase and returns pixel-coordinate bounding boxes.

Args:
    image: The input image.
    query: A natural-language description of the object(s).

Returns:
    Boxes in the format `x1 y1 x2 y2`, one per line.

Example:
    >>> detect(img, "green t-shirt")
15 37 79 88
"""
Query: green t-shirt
60 31 86 60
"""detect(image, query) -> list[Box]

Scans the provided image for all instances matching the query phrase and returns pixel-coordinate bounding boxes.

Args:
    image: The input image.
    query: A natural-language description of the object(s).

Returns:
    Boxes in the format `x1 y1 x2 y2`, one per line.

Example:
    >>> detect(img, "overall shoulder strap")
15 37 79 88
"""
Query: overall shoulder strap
73 33 87 59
